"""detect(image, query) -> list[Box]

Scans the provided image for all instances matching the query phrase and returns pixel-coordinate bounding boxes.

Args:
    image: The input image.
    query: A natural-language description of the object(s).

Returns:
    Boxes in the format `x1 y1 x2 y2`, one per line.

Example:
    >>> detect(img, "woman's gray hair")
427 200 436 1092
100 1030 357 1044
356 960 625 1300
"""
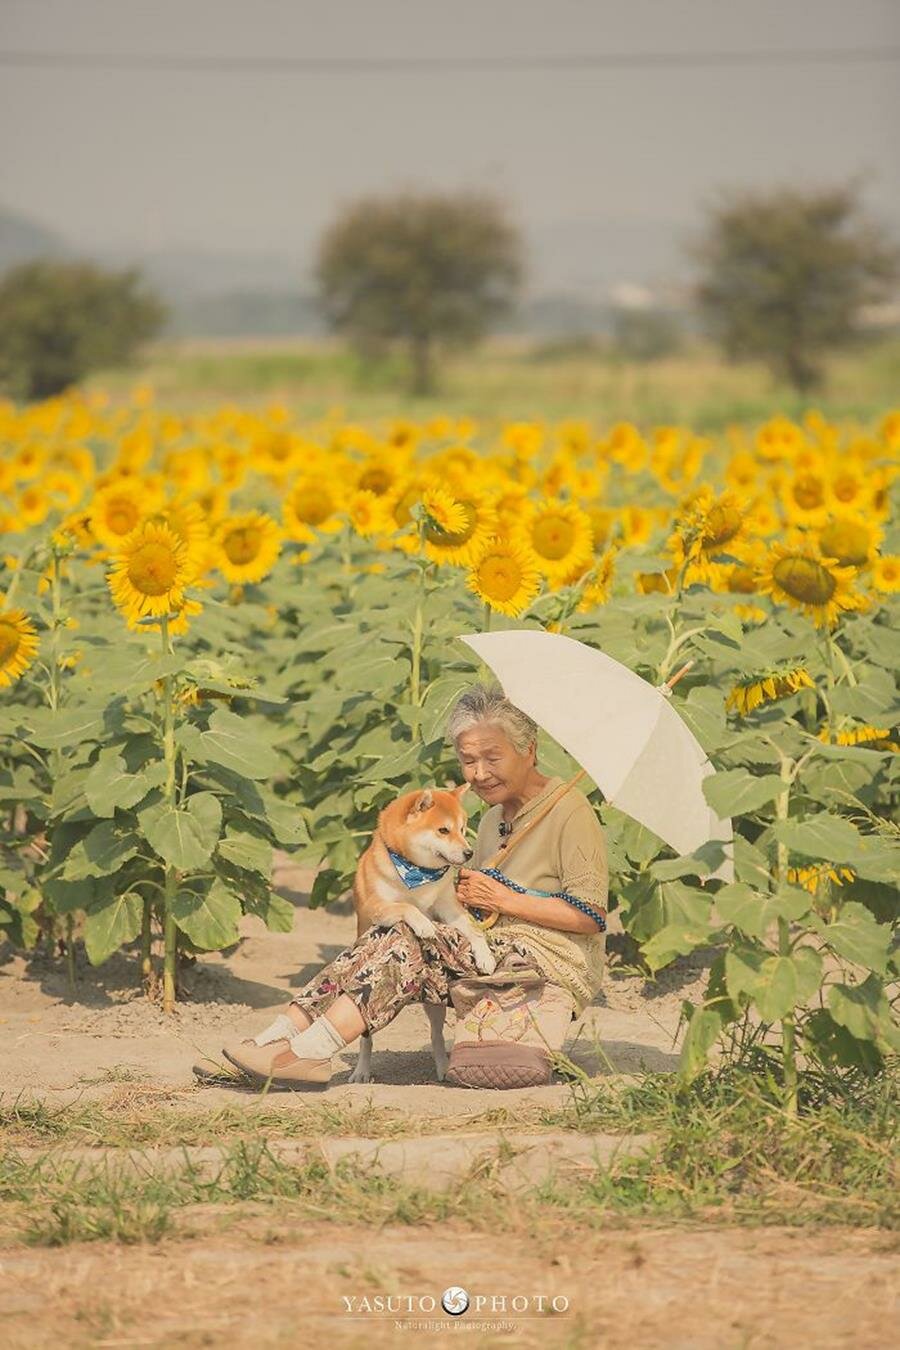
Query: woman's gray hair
447 683 539 756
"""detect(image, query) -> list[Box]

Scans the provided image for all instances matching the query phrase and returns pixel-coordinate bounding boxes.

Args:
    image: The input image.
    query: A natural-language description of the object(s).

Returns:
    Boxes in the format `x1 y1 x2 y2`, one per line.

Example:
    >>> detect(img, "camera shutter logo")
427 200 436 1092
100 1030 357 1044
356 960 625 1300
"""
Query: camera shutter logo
441 1286 470 1316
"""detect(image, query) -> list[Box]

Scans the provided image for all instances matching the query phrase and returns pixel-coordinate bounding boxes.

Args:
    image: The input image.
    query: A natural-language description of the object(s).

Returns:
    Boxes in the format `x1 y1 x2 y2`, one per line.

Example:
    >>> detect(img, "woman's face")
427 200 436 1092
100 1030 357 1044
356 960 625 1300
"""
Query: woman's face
455 723 536 807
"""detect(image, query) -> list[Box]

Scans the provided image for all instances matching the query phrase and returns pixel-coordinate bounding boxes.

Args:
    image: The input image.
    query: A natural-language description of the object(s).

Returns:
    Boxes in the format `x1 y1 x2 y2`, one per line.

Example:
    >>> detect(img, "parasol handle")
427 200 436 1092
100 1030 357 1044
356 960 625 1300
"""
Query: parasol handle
659 660 694 696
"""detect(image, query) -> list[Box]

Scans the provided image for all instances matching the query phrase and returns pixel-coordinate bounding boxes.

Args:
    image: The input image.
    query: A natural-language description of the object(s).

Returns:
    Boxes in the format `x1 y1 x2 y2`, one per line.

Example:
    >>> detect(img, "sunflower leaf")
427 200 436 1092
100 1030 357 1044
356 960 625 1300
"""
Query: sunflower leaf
143 792 223 869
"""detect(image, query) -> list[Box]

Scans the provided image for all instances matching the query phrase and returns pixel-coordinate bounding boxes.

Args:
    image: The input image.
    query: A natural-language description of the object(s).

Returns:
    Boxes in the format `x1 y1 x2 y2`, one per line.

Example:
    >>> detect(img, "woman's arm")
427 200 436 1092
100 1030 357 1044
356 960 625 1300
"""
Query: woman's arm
455 869 602 934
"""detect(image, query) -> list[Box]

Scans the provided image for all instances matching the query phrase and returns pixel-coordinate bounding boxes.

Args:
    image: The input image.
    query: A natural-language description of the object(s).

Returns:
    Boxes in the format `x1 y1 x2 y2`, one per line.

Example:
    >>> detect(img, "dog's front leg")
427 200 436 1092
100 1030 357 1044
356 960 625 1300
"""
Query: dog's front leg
424 1004 449 1081
348 1031 374 1083
461 925 496 975
434 897 496 975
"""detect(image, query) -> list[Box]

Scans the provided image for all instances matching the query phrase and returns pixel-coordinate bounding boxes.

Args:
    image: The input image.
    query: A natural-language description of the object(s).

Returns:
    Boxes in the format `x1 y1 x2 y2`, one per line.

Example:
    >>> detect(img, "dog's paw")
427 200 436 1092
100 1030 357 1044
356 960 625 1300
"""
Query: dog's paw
473 946 497 975
348 1064 374 1084
406 913 437 941
433 1047 449 1082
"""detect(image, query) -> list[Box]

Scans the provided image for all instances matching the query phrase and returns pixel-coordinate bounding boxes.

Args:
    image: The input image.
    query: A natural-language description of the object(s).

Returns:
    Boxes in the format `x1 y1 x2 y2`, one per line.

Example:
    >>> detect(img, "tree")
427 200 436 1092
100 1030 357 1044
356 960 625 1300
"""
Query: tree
693 184 899 392
316 190 524 394
0 260 166 401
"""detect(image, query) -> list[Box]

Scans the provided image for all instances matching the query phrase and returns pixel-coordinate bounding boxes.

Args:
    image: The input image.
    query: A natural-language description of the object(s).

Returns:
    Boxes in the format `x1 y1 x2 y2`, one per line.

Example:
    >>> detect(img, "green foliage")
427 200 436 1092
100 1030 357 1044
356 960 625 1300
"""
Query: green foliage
694 183 900 391
0 260 166 400
316 190 524 394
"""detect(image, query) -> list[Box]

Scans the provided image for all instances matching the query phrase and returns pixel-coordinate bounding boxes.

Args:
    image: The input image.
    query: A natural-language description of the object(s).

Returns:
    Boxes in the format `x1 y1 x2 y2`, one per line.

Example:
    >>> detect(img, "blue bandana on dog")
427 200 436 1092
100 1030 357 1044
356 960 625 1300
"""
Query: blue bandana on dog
387 848 449 890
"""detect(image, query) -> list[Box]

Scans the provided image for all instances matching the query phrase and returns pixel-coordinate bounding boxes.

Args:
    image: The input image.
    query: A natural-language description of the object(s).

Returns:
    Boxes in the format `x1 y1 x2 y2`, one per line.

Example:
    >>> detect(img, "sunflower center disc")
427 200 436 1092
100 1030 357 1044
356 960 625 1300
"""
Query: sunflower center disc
224 527 263 564
533 517 575 560
772 556 836 605
109 502 141 535
294 488 332 526
127 542 179 595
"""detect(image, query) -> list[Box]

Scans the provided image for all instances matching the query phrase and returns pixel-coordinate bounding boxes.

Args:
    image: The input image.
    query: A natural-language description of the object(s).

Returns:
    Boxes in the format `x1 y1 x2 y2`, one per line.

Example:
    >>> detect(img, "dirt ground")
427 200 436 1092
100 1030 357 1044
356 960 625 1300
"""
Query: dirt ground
2 1221 897 1350
2 859 896 1349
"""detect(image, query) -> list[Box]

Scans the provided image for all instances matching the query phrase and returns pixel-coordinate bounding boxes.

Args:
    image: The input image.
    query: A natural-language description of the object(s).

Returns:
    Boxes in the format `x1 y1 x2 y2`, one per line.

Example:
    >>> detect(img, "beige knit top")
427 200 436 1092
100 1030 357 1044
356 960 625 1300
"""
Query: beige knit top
469 776 609 1015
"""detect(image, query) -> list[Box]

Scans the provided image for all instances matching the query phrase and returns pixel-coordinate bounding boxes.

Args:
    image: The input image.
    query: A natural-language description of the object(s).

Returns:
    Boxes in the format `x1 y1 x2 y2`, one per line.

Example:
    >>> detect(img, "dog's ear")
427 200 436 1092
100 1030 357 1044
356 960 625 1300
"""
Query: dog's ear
453 782 470 801
410 788 434 815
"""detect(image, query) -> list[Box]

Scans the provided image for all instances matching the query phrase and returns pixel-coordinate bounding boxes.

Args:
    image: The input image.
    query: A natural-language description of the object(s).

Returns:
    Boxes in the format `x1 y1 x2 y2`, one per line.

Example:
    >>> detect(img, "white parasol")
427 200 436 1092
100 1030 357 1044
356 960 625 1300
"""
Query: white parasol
460 628 734 883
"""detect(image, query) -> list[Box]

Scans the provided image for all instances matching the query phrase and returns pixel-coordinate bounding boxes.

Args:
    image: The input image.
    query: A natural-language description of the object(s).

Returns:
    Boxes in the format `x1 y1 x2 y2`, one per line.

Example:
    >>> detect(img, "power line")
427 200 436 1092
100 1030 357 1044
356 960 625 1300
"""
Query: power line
0 46 899 74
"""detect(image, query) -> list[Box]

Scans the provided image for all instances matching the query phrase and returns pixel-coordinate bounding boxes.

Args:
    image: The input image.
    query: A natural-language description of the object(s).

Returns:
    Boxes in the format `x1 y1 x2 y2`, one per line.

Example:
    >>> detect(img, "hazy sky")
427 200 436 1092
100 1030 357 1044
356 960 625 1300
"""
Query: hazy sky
1 0 898 288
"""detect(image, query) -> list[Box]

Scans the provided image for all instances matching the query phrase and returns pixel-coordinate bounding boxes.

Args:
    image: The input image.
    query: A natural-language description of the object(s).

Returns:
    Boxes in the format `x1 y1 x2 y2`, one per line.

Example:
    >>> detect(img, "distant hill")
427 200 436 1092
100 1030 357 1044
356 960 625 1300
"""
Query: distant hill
0 204 696 338
0 205 69 271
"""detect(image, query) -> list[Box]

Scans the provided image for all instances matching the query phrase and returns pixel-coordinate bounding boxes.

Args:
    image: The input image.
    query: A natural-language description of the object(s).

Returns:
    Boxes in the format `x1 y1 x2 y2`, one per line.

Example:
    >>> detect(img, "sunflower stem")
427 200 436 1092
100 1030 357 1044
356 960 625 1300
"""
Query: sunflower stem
774 758 798 1119
141 896 154 991
409 524 429 708
65 913 76 994
829 632 858 688
483 602 492 633
340 524 353 604
2 540 40 608
48 550 76 983
159 614 179 1012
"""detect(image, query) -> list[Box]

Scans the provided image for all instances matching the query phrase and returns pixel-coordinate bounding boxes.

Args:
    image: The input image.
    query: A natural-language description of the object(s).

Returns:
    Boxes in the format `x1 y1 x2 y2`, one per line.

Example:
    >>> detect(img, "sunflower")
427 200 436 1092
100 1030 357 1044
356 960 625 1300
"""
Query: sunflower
512 498 593 583
257 430 301 482
428 444 482 494
602 422 647 472
817 513 881 569
826 461 874 514
871 555 900 593
756 538 866 629
107 521 196 621
879 409 900 452
213 511 283 583
787 863 855 895
618 505 657 547
726 665 815 715
283 478 343 542
355 452 404 498
666 489 751 586
11 441 45 481
493 483 530 534
501 422 544 460
343 489 391 538
576 548 617 613
15 484 50 528
755 417 806 462
90 480 156 549
817 722 894 747
421 485 467 536
146 499 212 586
44 469 84 511
423 492 497 567
780 469 830 528
466 536 541 617
724 450 760 495
0 608 39 687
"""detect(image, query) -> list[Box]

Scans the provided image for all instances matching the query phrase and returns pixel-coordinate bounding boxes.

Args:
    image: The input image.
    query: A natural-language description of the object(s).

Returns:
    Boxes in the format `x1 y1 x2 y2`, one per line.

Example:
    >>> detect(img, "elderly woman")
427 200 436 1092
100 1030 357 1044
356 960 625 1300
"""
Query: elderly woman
219 684 608 1090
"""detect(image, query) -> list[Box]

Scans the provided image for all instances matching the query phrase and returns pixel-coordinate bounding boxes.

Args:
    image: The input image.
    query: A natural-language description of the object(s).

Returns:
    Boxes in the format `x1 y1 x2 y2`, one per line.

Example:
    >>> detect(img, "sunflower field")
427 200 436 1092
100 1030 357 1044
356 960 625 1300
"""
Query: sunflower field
1 391 898 1098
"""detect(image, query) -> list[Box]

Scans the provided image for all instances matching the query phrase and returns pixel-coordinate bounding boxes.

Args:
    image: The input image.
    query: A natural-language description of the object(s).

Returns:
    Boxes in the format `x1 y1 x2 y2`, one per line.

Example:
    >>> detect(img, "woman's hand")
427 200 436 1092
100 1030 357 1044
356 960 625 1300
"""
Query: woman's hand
455 868 514 916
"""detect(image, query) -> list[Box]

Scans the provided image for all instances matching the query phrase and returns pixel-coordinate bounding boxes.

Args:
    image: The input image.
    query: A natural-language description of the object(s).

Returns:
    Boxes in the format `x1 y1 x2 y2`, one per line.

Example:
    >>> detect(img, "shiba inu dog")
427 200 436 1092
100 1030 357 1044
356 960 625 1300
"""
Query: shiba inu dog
349 783 496 1084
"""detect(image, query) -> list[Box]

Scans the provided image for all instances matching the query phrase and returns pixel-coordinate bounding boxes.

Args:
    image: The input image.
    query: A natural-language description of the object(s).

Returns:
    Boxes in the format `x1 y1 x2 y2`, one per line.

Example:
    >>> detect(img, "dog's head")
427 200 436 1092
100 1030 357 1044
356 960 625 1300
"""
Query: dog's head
381 783 473 868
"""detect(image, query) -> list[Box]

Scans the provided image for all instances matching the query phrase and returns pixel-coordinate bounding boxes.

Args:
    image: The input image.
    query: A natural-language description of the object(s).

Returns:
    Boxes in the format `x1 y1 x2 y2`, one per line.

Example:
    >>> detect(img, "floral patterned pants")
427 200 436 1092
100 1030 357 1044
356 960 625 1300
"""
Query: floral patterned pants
290 921 490 1035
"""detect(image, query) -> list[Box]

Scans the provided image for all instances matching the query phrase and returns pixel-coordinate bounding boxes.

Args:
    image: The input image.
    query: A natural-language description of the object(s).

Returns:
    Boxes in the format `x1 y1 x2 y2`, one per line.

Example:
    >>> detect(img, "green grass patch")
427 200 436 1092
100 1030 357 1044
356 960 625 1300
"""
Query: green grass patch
1 1069 895 1246
89 335 900 427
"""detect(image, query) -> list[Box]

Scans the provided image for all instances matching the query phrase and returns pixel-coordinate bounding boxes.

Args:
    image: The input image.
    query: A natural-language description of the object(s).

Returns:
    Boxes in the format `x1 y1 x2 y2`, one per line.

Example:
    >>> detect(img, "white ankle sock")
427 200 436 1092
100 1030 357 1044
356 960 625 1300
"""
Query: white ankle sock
252 1013 297 1047
288 1016 346 1061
